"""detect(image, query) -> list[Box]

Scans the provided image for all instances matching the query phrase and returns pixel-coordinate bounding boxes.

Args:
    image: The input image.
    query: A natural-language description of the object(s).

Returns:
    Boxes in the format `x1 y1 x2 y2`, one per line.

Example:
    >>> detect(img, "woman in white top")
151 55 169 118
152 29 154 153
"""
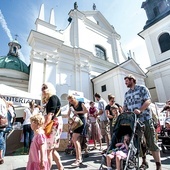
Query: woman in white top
23 101 35 153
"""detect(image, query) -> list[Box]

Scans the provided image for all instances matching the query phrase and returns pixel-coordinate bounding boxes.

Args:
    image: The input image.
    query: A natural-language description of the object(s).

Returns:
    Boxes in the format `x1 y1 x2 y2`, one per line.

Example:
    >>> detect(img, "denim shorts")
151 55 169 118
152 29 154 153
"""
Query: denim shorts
0 131 5 150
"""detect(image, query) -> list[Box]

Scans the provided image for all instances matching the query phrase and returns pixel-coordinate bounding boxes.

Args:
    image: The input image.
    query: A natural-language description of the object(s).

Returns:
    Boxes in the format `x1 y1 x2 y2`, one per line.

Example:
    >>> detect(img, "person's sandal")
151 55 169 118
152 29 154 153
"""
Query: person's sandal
0 159 4 164
139 162 149 170
156 162 162 170
92 146 97 150
71 160 82 167
156 166 162 170
99 147 103 151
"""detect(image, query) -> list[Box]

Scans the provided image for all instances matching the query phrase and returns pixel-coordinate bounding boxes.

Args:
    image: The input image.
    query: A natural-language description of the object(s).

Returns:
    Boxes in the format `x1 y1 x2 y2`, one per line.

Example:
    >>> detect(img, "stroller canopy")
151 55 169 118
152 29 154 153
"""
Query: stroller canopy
113 112 137 132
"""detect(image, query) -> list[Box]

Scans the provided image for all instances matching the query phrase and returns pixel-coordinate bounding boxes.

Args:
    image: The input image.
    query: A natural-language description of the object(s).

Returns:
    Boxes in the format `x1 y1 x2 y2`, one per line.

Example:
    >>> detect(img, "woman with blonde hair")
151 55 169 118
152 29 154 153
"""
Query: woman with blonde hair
67 95 88 167
41 82 64 170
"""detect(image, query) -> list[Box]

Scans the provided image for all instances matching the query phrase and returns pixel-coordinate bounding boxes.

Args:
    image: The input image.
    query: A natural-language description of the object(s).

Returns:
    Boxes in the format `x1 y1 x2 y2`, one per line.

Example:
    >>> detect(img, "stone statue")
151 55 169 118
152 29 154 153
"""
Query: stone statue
74 2 78 10
93 3 96 10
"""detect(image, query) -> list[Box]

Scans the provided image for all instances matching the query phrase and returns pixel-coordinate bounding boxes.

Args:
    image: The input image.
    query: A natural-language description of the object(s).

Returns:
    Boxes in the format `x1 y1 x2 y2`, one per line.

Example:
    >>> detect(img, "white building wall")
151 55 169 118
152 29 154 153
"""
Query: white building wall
92 65 146 106
27 5 129 105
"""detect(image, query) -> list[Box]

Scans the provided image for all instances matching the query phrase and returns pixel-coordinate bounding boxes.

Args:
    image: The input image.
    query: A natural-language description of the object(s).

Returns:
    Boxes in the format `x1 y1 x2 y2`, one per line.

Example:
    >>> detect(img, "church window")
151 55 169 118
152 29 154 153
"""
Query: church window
159 33 170 53
13 47 17 53
95 45 107 60
101 85 106 92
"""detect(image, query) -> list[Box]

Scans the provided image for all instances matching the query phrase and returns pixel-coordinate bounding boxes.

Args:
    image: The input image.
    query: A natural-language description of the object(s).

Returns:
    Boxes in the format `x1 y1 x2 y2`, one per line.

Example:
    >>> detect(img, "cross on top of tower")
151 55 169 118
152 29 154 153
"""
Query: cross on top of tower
15 34 19 40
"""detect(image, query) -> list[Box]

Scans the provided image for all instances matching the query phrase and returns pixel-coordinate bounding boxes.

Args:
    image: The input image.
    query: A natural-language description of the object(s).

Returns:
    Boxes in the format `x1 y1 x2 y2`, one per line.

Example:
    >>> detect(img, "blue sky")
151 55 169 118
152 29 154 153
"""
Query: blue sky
0 0 150 71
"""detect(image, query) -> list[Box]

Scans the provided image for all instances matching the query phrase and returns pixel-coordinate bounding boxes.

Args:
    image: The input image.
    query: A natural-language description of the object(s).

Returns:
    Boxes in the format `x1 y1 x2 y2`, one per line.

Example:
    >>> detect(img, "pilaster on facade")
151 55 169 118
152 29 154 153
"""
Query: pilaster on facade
154 77 167 102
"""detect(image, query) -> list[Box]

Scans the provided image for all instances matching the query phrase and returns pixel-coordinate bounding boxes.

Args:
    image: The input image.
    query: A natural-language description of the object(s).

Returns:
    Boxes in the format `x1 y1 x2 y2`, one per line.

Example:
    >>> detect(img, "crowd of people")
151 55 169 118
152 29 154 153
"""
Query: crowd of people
0 74 169 170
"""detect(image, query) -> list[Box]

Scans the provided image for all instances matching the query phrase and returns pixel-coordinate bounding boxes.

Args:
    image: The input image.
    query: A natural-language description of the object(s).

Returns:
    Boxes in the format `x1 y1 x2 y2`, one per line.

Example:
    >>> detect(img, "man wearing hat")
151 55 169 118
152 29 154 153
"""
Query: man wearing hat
123 74 162 170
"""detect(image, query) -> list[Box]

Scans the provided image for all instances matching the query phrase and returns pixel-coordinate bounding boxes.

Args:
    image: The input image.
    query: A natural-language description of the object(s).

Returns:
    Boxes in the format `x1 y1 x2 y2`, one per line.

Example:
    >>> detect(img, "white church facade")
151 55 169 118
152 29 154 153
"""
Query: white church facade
27 3 146 106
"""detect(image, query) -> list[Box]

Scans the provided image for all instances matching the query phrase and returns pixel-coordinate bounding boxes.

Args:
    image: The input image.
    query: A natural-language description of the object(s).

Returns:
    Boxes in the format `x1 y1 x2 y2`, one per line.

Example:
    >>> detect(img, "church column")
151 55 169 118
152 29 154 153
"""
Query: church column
111 33 119 64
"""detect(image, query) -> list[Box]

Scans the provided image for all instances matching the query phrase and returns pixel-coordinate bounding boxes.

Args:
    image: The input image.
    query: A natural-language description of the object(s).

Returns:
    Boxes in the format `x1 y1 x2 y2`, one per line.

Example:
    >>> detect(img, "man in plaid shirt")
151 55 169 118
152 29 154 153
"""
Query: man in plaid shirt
123 74 161 170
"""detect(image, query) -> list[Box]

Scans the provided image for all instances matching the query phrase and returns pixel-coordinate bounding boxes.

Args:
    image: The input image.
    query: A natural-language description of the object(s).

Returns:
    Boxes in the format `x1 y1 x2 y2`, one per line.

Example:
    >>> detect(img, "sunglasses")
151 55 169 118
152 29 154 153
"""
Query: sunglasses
41 85 48 91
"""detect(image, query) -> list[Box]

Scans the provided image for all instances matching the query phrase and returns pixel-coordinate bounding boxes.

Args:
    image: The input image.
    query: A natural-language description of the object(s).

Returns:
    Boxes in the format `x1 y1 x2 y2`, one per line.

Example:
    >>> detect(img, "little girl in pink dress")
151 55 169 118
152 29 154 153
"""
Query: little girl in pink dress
26 114 49 170
106 134 130 170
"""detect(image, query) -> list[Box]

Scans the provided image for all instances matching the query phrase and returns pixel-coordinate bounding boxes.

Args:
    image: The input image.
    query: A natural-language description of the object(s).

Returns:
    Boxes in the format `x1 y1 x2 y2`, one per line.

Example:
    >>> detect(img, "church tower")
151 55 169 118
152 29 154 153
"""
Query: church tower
139 0 170 102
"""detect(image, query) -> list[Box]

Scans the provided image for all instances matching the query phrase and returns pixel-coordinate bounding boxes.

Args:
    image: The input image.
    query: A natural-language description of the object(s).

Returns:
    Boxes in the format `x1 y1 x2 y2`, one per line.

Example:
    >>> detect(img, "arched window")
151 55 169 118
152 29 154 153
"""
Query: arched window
95 45 107 60
159 33 170 53
60 93 68 100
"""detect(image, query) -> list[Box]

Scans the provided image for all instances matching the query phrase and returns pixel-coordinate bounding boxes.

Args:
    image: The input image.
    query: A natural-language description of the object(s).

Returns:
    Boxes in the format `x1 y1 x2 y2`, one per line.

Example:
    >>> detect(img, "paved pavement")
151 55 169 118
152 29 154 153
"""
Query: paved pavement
1 145 170 170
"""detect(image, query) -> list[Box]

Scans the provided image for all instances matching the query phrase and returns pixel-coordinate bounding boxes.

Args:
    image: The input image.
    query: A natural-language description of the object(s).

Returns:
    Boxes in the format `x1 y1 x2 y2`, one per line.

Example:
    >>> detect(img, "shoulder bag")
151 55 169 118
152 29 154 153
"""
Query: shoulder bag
44 108 61 136
68 114 83 131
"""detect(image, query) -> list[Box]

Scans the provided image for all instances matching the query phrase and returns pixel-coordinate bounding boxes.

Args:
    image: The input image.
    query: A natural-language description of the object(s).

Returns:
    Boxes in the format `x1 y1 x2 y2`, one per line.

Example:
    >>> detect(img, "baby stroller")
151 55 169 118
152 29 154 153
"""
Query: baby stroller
158 118 170 153
65 125 75 155
99 112 144 170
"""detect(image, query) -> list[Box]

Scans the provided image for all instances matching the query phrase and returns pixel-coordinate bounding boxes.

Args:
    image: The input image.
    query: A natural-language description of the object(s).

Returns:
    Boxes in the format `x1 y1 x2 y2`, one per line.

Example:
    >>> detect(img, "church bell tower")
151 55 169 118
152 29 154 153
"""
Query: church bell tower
139 0 170 102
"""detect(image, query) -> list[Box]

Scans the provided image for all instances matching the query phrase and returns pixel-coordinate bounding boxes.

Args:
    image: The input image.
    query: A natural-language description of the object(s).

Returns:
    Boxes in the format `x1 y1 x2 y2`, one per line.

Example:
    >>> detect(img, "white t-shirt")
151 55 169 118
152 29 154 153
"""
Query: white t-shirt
98 98 108 121
0 98 7 118
23 108 35 125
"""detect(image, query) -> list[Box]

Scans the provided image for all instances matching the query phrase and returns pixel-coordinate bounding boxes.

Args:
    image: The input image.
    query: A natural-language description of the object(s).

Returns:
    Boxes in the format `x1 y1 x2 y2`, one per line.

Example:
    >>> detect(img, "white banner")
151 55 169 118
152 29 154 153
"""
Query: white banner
2 95 38 107
155 102 166 126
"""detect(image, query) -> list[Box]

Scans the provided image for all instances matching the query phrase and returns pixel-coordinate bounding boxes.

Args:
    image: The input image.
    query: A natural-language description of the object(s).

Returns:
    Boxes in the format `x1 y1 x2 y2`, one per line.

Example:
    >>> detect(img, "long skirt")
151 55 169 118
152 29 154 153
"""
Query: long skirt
91 122 102 141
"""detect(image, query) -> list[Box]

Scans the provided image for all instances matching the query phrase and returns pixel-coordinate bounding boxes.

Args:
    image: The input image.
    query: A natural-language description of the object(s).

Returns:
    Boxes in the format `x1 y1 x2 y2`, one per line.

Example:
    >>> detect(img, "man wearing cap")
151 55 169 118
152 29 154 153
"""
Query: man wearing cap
123 74 162 170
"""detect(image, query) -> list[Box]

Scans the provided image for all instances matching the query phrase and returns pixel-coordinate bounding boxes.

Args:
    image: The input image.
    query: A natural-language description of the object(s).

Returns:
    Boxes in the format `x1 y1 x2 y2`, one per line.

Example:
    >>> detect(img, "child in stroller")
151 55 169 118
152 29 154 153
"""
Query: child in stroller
106 134 130 170
99 112 141 170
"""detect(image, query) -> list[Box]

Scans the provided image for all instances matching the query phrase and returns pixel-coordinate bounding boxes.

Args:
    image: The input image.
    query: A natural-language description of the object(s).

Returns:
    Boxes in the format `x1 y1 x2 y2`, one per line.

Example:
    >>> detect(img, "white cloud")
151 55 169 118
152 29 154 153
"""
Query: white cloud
0 10 13 41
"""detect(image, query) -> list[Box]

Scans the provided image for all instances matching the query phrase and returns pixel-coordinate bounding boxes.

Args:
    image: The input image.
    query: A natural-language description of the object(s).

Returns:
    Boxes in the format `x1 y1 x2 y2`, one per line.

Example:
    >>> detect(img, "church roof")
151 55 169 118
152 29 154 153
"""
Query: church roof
141 0 170 30
0 55 29 74
0 40 29 74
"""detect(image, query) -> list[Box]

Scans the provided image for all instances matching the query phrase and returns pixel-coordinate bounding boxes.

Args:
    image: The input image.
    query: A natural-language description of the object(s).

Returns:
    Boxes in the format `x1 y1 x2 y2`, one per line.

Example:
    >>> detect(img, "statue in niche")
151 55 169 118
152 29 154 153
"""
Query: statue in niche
74 2 78 10
93 3 96 10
